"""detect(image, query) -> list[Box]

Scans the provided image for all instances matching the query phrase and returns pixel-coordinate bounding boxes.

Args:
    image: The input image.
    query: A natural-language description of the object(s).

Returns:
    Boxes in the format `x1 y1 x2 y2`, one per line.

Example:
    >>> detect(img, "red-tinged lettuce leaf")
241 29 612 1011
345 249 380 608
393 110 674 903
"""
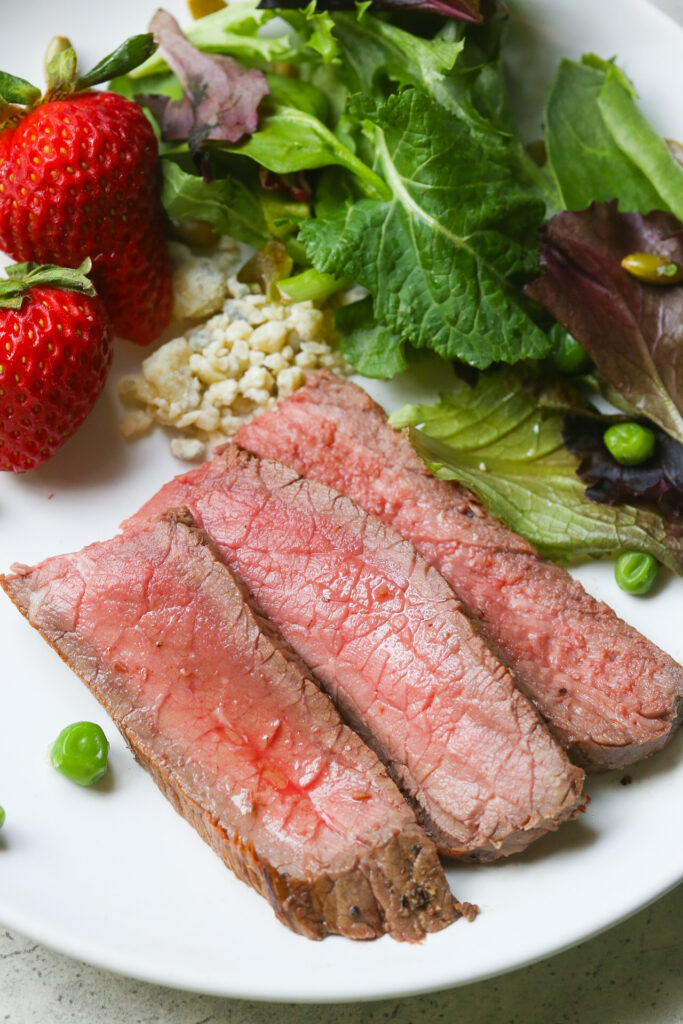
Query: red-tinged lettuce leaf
563 414 683 521
257 0 484 23
145 9 269 153
527 201 683 444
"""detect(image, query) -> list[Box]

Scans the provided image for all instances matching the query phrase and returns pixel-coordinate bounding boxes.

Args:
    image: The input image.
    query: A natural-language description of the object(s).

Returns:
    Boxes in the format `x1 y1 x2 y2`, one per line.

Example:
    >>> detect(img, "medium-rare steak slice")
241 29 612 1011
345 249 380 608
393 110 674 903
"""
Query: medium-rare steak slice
126 450 585 861
1 509 461 942
236 371 683 772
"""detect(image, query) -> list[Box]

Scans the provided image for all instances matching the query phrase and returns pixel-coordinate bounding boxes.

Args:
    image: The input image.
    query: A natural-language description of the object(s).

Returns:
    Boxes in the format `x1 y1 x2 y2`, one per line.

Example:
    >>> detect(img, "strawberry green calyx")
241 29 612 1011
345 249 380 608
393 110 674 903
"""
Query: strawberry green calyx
43 33 159 100
0 259 97 310
76 34 158 91
44 45 79 100
0 33 159 115
44 36 72 78
0 71 41 107
0 72 41 129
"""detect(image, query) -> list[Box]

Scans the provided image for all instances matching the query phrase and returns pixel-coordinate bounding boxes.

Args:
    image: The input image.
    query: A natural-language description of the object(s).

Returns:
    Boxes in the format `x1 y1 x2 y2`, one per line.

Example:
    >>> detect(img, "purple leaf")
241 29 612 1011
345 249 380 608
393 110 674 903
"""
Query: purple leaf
563 414 683 521
147 9 270 152
258 0 484 22
526 201 683 445
140 92 194 140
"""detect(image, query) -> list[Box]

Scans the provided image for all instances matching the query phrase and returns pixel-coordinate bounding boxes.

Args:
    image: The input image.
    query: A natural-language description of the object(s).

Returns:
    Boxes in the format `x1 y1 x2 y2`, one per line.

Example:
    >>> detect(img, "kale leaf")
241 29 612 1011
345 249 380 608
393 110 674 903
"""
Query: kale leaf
300 88 551 374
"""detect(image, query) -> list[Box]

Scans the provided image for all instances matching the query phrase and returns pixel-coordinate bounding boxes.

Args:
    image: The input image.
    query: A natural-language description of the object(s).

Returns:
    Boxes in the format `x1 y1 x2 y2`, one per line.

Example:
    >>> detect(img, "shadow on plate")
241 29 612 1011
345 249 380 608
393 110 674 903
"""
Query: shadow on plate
442 818 600 873
11 387 132 493
587 726 683 799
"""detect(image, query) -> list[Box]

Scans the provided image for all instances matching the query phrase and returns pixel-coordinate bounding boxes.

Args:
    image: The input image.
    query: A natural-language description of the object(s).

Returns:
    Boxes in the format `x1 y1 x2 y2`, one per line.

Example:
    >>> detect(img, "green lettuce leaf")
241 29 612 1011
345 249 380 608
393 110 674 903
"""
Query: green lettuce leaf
330 11 558 209
228 106 389 197
330 11 464 103
300 88 551 374
129 1 292 76
545 55 683 218
390 369 683 572
160 159 309 249
334 296 408 377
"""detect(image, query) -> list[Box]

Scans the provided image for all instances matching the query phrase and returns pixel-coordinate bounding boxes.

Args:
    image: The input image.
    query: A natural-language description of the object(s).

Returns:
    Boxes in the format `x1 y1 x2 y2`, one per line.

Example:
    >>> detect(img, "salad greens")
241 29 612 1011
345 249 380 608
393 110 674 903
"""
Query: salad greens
112 1 683 573
563 415 683 522
299 88 549 371
390 370 683 572
161 160 306 249
141 10 270 150
527 203 683 445
545 56 683 219
121 3 555 373
259 0 486 22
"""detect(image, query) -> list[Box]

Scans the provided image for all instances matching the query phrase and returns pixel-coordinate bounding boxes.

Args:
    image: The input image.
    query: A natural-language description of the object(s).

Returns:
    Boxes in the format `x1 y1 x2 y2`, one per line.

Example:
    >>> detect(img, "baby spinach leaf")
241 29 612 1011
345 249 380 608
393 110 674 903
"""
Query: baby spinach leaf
390 369 683 572
545 55 683 218
265 72 330 122
300 88 550 374
527 202 683 445
228 106 389 197
161 159 309 249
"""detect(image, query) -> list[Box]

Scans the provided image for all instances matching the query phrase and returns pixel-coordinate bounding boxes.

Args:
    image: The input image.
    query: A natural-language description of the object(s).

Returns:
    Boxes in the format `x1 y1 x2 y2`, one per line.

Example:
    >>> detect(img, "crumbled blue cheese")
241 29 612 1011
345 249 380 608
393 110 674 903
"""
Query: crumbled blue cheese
119 247 351 460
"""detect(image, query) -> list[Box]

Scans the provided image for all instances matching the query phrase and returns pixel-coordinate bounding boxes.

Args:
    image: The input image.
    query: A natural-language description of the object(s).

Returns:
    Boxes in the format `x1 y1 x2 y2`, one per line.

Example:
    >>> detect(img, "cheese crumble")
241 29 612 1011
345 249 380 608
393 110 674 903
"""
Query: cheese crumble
119 242 351 460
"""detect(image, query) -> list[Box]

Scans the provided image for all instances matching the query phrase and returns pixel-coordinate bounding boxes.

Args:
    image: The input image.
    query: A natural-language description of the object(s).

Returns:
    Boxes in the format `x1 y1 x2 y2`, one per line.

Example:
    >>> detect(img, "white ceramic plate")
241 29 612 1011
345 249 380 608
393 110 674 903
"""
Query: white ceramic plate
0 0 682 1003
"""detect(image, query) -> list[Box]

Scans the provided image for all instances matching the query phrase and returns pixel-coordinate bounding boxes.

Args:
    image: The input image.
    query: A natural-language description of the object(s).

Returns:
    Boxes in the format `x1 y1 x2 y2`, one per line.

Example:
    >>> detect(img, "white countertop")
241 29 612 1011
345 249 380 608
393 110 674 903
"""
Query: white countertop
2 884 683 1023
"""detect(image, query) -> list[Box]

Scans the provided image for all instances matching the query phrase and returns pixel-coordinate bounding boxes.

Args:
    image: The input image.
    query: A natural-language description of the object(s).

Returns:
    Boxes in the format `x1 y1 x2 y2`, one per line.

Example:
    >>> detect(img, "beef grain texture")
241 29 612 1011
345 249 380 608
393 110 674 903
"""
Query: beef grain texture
1 509 461 941
126 450 585 861
236 371 683 771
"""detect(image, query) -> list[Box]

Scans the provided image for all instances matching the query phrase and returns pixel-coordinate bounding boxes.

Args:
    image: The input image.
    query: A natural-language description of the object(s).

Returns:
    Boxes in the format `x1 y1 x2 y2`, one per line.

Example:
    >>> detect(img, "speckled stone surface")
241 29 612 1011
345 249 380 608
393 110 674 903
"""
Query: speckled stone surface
2 0 683 1020
1 883 683 1023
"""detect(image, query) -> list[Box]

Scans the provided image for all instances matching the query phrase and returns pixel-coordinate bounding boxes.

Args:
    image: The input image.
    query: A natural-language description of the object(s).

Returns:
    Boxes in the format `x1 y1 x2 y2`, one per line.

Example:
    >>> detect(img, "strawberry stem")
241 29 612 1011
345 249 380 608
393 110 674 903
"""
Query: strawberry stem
44 36 73 81
44 45 79 100
0 259 97 310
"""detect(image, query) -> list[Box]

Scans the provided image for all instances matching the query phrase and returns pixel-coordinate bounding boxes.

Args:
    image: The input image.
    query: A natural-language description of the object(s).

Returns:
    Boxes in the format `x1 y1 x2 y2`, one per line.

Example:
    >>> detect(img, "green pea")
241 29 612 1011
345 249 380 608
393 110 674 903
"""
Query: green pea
51 721 109 787
615 552 658 595
552 329 591 375
603 422 655 466
0 805 5 829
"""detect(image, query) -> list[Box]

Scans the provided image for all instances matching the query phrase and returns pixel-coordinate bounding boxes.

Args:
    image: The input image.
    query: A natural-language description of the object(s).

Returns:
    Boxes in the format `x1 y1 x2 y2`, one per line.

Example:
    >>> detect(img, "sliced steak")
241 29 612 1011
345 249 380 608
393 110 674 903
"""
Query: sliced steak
2 509 460 941
236 370 683 772
126 450 585 861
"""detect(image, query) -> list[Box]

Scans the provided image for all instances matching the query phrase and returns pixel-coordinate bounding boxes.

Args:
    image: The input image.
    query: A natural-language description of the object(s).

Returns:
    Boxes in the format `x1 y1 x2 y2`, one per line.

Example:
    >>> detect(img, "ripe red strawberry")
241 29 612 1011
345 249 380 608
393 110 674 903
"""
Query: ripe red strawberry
0 259 112 472
0 35 171 346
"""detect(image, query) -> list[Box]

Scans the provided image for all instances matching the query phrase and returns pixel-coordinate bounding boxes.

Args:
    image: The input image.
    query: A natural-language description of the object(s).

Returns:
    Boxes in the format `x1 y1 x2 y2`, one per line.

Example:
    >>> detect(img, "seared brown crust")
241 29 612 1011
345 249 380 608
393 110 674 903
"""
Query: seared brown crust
126 712 461 941
1 510 460 941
